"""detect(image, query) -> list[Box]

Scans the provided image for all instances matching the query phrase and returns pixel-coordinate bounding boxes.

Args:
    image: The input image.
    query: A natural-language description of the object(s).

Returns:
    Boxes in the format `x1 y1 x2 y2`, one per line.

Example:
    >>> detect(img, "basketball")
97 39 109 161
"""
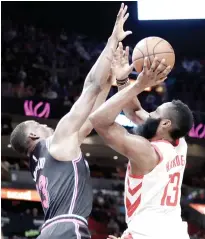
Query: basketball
132 37 175 73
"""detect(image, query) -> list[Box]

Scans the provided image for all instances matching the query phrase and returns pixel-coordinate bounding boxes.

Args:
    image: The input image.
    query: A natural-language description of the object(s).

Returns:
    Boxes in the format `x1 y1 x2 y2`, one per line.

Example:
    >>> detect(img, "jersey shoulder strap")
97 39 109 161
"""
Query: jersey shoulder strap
151 140 176 164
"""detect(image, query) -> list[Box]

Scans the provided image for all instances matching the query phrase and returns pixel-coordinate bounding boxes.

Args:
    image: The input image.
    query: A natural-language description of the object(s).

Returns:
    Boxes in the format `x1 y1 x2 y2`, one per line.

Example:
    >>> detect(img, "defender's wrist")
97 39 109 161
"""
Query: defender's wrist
117 77 129 86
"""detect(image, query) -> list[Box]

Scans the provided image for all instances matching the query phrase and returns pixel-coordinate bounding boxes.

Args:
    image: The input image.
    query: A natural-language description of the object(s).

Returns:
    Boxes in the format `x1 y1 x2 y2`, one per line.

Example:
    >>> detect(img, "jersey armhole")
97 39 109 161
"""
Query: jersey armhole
128 142 164 178
127 164 144 179
151 144 163 164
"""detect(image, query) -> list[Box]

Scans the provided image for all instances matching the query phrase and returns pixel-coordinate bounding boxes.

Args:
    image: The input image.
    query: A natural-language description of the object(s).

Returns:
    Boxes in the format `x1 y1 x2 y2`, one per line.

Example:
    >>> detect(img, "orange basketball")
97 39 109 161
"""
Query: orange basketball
132 37 175 73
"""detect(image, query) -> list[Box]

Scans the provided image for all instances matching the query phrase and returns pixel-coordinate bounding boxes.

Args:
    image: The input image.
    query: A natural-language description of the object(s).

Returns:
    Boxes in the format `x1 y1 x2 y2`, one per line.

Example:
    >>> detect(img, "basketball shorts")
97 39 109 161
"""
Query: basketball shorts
37 215 90 239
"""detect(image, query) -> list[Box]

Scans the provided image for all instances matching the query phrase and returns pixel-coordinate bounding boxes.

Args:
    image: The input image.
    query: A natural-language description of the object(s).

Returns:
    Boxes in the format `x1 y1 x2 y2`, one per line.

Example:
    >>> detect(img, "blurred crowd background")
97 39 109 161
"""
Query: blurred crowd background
1 2 205 239
2 18 205 112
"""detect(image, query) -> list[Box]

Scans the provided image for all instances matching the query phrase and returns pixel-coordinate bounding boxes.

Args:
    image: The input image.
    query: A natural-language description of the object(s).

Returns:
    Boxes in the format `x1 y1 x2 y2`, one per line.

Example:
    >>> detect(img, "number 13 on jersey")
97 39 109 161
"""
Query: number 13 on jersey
161 172 181 206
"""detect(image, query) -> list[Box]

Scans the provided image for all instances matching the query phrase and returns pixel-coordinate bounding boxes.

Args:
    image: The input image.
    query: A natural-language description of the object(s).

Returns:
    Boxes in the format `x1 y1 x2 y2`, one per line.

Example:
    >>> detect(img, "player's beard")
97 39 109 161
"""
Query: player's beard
133 118 161 140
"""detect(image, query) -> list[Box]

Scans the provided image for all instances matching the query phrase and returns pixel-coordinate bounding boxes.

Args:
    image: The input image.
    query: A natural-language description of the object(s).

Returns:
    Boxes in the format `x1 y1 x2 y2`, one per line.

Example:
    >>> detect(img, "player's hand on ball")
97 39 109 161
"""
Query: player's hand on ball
112 42 134 82
112 3 132 41
137 57 172 89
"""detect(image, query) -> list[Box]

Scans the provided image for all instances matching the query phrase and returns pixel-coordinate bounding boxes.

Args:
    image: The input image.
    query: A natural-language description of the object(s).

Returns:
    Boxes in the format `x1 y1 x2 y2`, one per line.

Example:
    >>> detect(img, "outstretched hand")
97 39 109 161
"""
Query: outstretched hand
112 42 134 82
137 57 172 89
112 3 132 42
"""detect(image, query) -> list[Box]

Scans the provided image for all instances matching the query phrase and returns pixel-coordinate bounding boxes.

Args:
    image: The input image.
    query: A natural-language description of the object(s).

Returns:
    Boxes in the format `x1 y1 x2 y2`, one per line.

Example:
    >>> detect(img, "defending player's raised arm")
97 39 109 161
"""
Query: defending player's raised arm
83 3 132 91
90 56 171 168
78 74 115 144
51 3 132 145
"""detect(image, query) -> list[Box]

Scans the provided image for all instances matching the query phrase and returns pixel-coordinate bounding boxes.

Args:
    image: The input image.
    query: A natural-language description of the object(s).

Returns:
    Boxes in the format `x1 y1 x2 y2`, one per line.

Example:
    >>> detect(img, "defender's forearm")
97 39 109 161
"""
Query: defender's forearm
85 35 118 90
78 75 114 143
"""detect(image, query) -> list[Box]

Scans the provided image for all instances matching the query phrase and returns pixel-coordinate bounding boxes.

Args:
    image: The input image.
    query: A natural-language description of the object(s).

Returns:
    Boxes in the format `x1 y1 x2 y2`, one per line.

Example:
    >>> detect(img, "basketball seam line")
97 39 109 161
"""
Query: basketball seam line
133 58 168 68
135 47 145 58
146 38 151 67
133 52 174 62
156 61 168 68
134 47 145 71
153 39 164 57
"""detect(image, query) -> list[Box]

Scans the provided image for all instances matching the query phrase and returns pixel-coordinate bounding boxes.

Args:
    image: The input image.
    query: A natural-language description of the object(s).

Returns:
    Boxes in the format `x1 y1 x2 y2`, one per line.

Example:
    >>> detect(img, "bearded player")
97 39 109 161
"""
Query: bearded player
10 4 132 239
90 43 193 239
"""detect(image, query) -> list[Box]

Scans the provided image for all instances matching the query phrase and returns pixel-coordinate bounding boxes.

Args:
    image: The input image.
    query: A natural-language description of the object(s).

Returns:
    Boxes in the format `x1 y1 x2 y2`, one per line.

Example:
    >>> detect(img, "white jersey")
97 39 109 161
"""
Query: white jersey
124 138 189 239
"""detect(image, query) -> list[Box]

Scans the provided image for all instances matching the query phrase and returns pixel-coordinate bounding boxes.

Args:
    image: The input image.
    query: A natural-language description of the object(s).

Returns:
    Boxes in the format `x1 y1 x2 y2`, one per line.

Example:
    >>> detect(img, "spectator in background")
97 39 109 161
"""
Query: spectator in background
13 81 26 98
32 208 39 219
63 96 72 107
18 66 27 81
1 20 205 111
45 87 58 99
2 82 14 97
182 57 202 73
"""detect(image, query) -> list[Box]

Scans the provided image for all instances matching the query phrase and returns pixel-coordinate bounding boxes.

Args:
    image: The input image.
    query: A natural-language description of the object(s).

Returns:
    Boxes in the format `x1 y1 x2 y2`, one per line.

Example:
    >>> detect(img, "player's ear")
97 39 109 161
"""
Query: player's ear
29 133 40 140
161 119 171 129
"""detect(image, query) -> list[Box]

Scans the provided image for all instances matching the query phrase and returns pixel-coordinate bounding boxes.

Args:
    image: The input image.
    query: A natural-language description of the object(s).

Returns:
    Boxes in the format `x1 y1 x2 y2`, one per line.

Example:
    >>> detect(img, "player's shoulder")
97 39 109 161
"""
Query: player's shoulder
151 138 187 157
150 140 175 163
48 135 82 162
150 139 175 151
178 137 187 148
151 137 187 148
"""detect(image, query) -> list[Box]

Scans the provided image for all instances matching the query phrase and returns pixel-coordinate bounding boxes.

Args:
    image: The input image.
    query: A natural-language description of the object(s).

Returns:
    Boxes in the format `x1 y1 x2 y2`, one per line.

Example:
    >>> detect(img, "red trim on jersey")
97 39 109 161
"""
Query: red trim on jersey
151 144 163 163
128 164 144 179
175 139 179 146
127 178 142 196
129 173 144 179
151 139 180 147
126 195 141 217
151 139 171 144
126 173 143 217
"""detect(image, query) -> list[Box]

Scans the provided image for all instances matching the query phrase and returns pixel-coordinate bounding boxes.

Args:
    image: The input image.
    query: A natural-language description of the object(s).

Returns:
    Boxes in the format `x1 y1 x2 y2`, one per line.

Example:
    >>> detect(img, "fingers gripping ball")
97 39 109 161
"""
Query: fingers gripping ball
132 37 175 73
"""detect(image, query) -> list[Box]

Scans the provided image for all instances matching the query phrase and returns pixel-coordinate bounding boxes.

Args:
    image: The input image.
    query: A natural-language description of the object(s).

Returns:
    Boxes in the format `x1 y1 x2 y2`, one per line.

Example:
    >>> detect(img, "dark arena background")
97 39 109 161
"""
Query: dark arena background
1 1 205 239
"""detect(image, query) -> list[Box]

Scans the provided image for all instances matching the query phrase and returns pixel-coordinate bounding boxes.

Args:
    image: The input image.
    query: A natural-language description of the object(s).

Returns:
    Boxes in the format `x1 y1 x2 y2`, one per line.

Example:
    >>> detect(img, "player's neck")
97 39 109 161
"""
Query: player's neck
27 139 41 157
151 134 173 144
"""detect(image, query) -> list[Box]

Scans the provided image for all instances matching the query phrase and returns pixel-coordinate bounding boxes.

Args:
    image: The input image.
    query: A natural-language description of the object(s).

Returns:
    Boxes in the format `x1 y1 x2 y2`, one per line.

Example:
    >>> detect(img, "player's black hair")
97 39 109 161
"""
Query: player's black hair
10 122 29 155
169 100 193 140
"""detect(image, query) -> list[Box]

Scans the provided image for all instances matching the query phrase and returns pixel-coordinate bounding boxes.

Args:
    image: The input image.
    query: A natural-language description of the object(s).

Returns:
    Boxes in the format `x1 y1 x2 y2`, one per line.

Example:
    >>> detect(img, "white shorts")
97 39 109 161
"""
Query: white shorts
122 221 190 239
